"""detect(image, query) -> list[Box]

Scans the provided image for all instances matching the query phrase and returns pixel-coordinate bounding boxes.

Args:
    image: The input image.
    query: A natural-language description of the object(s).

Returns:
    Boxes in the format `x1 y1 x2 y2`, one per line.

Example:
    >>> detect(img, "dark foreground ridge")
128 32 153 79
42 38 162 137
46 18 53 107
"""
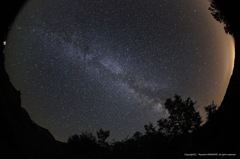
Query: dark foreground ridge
0 0 238 158
1 1 68 158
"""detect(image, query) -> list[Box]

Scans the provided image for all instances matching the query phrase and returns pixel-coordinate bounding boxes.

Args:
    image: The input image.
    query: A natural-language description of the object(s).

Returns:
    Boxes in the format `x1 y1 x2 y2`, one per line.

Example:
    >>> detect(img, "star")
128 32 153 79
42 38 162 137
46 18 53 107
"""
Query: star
4 0 234 141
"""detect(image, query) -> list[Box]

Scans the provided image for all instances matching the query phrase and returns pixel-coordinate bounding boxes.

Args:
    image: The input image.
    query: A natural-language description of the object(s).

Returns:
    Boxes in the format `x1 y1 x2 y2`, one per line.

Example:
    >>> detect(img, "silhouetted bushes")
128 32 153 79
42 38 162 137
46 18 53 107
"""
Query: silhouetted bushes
65 95 207 158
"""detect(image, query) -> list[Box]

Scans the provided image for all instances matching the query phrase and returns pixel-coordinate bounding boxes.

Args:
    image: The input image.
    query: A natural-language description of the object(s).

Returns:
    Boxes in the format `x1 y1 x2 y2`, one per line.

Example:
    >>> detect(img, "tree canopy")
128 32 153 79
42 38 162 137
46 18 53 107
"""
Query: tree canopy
209 0 238 35
204 101 217 122
158 95 202 136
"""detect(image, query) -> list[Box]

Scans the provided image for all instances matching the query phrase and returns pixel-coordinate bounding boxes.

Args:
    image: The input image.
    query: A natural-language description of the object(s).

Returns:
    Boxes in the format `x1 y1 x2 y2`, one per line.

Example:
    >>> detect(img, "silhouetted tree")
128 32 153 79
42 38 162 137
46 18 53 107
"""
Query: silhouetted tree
132 131 142 140
97 128 110 146
67 132 98 156
204 101 217 122
209 0 237 35
158 95 202 136
68 132 97 145
157 118 171 136
144 122 157 135
209 0 231 34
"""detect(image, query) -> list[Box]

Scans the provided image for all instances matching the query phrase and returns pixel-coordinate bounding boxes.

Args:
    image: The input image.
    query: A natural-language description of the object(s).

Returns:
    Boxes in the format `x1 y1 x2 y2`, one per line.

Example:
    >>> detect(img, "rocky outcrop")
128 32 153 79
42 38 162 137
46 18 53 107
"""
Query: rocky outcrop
1 1 68 158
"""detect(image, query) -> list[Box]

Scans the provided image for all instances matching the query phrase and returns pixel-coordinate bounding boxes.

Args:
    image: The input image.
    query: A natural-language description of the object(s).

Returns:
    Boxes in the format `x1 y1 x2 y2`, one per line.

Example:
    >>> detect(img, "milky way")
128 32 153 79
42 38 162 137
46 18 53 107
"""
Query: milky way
4 0 234 141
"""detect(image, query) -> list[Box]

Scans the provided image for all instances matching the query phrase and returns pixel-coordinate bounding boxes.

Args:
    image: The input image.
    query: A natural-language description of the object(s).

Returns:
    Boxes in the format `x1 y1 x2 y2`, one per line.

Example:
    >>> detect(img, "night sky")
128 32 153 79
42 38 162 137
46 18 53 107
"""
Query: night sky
4 0 234 142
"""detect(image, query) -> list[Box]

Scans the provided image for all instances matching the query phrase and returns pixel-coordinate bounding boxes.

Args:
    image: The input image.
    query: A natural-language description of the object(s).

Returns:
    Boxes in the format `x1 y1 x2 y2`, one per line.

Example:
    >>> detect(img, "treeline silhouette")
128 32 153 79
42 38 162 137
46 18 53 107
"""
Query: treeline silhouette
62 95 217 158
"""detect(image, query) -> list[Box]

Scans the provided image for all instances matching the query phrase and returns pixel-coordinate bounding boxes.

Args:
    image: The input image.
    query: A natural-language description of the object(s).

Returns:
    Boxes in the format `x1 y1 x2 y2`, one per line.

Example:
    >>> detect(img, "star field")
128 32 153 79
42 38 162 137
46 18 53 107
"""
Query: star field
4 0 234 141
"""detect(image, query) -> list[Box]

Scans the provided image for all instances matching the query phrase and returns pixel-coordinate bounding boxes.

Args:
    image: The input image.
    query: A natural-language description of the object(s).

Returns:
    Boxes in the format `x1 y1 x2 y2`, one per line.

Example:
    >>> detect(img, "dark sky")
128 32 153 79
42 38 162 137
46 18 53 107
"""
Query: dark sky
4 0 234 142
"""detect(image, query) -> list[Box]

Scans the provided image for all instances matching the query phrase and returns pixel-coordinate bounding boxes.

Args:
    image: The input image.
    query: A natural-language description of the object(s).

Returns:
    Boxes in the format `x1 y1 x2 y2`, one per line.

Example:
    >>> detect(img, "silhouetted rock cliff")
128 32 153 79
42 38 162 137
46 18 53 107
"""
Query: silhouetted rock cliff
1 1 68 158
